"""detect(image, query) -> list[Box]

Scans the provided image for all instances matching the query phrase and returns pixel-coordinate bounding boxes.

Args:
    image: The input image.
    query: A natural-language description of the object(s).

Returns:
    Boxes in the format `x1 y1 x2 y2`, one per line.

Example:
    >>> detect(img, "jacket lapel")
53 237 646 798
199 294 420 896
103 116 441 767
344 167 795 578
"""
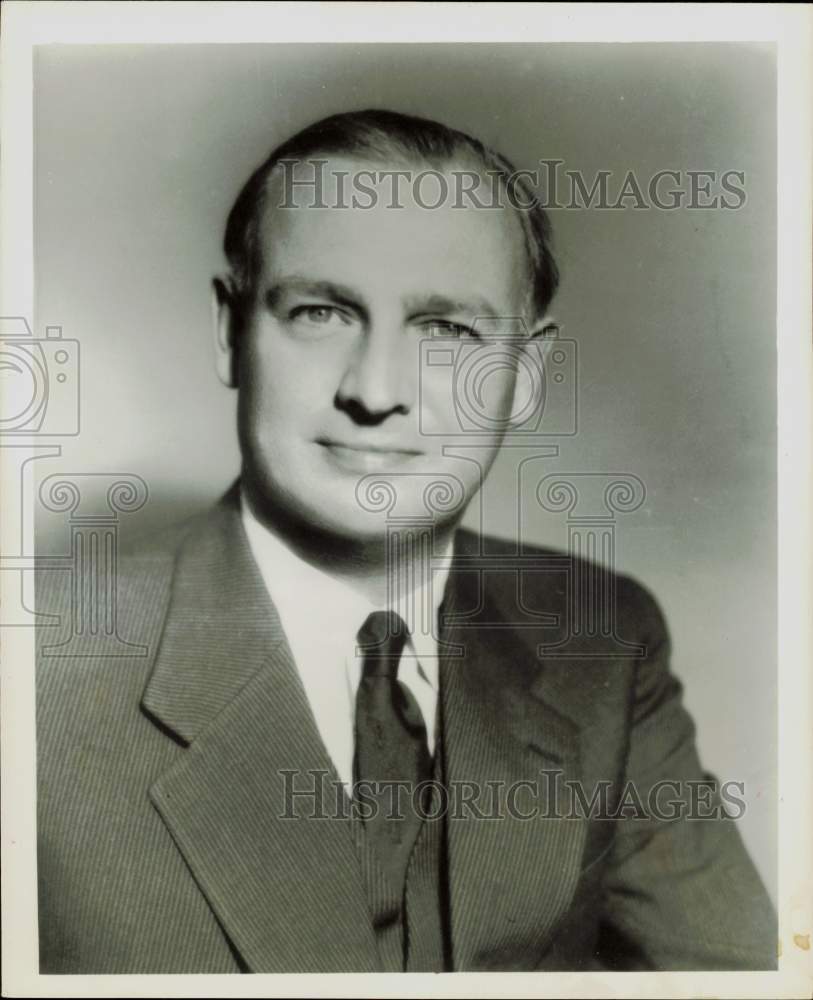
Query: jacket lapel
142 489 379 972
440 533 588 970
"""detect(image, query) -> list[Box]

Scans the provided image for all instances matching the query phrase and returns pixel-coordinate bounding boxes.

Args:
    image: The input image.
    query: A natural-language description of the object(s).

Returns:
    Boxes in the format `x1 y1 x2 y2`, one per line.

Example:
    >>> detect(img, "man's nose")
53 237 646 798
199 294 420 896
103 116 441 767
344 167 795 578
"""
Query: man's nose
335 323 416 423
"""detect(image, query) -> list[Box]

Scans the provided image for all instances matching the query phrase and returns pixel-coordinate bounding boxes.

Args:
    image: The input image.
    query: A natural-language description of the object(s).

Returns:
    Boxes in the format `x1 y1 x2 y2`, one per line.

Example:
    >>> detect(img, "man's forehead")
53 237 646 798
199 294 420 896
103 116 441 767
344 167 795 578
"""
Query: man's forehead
257 154 532 314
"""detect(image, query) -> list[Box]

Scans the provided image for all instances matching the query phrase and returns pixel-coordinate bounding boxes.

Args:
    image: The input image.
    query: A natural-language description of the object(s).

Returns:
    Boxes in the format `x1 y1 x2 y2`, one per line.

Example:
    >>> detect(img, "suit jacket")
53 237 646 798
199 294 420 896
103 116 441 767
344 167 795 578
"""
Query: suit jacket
36 486 776 973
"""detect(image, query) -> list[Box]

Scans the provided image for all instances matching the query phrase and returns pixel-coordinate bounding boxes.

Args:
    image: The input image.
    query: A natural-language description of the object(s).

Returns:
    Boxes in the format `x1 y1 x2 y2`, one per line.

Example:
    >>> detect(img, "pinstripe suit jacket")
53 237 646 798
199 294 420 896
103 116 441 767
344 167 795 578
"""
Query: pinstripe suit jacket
36 486 776 973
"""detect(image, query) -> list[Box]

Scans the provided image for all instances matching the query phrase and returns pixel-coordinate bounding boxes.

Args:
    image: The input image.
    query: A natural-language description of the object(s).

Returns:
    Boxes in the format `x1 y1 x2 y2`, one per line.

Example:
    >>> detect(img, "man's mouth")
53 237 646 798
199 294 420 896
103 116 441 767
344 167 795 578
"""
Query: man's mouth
316 438 424 473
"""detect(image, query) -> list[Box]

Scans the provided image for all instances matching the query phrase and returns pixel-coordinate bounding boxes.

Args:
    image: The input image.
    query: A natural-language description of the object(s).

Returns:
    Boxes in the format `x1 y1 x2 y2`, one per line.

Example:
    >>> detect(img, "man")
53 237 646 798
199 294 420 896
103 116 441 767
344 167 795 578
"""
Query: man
36 109 775 973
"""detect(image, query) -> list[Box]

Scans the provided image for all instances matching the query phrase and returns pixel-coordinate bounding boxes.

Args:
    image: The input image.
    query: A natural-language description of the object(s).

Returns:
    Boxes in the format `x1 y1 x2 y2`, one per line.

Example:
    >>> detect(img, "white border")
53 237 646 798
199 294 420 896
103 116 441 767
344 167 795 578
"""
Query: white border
2 3 811 998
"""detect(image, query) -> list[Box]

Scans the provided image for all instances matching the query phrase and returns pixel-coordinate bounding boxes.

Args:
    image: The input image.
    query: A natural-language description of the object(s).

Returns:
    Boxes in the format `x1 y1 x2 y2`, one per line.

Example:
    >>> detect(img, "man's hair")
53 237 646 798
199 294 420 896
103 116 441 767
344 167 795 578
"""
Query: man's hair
223 108 559 319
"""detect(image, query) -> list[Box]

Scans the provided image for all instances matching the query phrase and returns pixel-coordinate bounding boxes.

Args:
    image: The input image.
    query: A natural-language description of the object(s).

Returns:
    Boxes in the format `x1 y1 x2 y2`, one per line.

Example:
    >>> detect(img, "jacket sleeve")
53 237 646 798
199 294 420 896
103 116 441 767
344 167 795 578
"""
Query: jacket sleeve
596 579 777 970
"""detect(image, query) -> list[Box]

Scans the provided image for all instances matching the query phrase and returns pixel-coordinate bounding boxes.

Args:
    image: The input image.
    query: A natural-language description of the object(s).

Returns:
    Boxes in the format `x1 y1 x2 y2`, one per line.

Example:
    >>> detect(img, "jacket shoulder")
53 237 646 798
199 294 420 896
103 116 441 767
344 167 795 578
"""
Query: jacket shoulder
457 527 668 642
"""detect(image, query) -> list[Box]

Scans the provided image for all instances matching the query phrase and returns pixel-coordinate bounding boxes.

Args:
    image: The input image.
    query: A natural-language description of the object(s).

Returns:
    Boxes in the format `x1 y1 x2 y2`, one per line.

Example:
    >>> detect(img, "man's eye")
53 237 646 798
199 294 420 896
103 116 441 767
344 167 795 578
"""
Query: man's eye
428 320 478 339
290 305 350 326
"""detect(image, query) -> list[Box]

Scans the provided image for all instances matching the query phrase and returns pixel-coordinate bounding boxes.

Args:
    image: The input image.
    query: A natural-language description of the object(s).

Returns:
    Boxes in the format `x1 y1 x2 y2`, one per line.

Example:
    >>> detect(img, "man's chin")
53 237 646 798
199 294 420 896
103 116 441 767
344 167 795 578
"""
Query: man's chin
243 464 471 547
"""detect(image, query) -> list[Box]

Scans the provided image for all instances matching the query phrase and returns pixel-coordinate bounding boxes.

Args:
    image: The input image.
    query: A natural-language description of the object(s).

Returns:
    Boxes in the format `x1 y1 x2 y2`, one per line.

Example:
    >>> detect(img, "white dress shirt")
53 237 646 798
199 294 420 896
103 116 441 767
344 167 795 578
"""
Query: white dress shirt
241 496 454 791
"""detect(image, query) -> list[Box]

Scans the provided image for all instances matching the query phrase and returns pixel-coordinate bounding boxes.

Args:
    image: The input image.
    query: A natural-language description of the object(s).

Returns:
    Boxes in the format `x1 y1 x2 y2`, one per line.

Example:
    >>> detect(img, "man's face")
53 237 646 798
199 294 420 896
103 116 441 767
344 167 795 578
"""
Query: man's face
221 155 542 542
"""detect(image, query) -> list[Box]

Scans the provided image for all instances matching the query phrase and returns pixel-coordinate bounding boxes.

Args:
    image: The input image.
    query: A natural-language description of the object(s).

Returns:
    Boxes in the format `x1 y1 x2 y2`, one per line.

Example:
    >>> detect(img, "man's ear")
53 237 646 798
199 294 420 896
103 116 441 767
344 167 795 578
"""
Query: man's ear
508 316 559 425
212 276 241 389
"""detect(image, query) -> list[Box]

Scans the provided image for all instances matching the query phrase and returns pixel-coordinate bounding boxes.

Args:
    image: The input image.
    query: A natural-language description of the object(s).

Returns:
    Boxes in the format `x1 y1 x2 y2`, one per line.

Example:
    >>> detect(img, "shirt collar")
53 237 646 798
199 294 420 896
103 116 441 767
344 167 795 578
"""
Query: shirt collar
240 493 454 685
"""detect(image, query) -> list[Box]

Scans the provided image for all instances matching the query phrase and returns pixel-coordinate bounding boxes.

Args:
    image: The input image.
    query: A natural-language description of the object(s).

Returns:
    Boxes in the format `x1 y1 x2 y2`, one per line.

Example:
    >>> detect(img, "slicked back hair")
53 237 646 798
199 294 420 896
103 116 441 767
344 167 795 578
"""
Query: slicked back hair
223 108 559 320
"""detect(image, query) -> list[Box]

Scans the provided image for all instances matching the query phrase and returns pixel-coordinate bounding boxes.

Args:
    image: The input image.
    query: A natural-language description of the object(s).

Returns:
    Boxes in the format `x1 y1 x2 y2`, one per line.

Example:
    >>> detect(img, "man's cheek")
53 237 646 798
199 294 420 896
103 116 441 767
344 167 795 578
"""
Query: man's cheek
420 373 462 435
247 364 304 415
422 364 515 436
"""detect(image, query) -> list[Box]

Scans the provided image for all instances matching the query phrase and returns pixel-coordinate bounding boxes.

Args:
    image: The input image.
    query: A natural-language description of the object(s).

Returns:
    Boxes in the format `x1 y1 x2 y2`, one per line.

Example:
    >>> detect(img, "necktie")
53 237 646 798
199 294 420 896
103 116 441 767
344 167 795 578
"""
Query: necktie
353 610 432 893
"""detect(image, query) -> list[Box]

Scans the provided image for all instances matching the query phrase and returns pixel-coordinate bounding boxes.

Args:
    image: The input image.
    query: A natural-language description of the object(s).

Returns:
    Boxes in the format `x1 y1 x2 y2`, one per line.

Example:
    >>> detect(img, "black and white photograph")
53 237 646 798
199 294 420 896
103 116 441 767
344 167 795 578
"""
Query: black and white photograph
1 3 810 998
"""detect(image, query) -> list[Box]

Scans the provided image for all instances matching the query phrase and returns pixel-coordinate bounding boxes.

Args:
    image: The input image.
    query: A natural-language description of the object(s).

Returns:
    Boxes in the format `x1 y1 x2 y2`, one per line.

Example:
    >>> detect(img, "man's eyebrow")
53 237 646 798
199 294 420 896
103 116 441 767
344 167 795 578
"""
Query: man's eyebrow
264 277 364 310
406 293 500 317
264 279 500 318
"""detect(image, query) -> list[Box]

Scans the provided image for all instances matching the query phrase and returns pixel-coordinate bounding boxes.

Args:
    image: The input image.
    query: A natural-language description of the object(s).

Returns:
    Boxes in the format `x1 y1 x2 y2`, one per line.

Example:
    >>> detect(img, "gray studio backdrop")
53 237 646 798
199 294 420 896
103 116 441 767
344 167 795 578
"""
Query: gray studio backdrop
33 43 776 899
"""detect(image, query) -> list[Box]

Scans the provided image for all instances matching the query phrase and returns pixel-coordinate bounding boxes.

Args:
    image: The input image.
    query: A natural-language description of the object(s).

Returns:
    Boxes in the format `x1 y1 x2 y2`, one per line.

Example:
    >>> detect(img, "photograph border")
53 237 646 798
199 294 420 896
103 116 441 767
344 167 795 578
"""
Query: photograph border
2 3 810 998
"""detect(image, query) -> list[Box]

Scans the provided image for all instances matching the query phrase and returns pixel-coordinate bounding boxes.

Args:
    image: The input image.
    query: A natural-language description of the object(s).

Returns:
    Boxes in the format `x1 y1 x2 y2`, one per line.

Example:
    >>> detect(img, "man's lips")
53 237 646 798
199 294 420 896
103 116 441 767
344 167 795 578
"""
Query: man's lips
316 438 425 473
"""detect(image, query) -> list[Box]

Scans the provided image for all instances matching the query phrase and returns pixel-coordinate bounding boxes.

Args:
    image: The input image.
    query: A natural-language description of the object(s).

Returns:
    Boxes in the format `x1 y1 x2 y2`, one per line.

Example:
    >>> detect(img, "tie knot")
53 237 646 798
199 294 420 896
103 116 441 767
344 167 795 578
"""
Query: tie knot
357 610 409 679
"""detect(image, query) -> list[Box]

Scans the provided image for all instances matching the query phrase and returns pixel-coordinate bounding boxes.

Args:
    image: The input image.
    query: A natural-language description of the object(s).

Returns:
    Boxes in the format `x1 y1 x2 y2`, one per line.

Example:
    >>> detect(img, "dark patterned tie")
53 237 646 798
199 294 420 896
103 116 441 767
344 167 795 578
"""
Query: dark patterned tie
353 610 432 892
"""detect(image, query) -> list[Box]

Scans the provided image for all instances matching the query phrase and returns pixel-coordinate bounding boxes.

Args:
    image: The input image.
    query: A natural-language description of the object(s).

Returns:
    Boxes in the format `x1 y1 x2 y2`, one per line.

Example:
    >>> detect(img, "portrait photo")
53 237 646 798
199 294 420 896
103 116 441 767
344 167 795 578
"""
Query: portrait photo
2 5 810 998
